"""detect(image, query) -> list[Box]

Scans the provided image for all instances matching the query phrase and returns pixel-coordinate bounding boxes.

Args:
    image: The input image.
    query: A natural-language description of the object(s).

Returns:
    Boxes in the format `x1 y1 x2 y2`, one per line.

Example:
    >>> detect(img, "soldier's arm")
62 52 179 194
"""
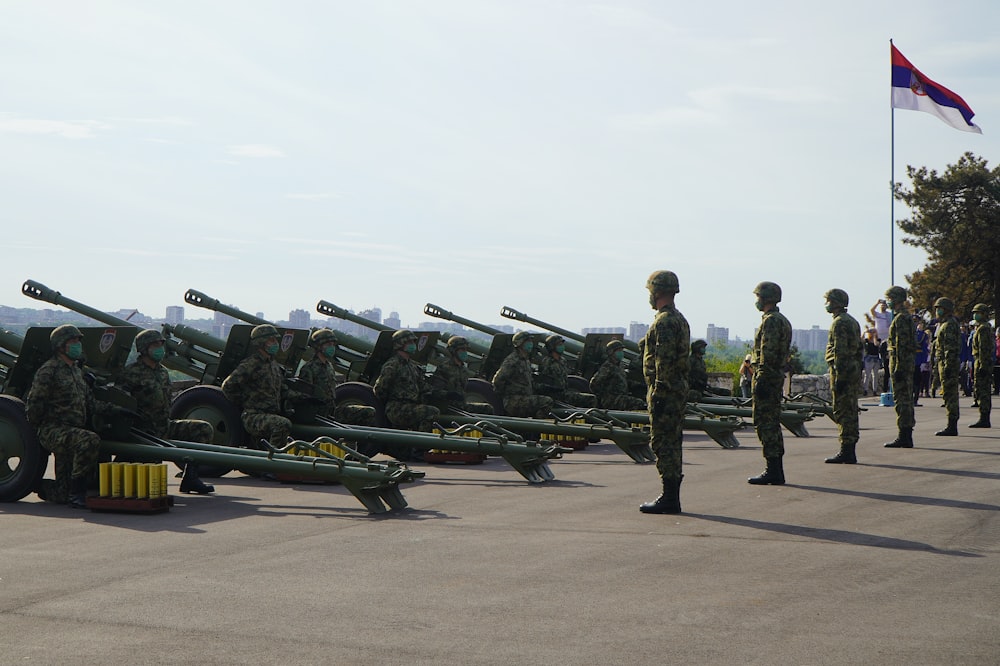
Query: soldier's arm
25 364 53 425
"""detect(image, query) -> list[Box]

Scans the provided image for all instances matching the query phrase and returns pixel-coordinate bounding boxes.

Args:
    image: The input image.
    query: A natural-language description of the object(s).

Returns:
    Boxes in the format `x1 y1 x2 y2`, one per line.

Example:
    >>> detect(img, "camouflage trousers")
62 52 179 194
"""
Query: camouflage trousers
752 376 784 459
166 418 213 444
36 424 101 503
600 394 647 412
241 410 292 448
973 367 992 417
649 391 685 480
938 364 960 422
334 403 377 427
830 370 860 446
502 395 554 419
385 402 441 432
891 368 915 430
562 390 598 409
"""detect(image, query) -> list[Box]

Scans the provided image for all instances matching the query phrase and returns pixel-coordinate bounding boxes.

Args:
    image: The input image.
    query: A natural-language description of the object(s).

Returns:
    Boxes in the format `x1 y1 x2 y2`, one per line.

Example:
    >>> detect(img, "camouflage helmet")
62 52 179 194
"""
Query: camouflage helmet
753 281 782 304
692 339 708 350
646 270 680 295
511 331 532 347
933 296 955 313
824 288 849 308
250 324 280 344
135 329 165 354
446 335 469 351
885 285 907 304
971 303 991 315
606 339 625 353
50 324 83 350
392 329 417 349
544 334 565 351
309 328 338 348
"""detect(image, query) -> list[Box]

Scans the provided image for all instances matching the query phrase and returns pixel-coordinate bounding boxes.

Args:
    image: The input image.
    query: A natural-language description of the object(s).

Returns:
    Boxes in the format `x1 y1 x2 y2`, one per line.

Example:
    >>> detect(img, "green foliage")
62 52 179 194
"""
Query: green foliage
705 340 752 388
799 350 827 375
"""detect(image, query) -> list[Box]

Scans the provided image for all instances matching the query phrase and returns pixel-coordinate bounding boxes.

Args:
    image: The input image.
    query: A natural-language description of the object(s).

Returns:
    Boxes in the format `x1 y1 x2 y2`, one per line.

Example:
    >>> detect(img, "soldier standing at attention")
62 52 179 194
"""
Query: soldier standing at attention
969 304 993 428
428 336 494 414
748 281 792 485
297 328 376 426
536 335 598 407
883 286 918 448
118 329 215 494
639 270 690 514
25 325 102 507
933 297 961 436
822 289 863 464
221 324 292 449
589 340 647 411
492 332 554 419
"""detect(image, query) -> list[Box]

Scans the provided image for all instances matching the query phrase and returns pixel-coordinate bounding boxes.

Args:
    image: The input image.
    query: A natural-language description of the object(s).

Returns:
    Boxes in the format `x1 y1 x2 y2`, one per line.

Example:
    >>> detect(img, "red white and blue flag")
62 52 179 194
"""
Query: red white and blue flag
891 43 981 134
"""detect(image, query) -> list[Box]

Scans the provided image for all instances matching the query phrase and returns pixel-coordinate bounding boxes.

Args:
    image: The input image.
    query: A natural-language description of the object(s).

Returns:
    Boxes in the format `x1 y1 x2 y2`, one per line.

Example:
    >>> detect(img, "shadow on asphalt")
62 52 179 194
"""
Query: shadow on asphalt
860 462 1000 480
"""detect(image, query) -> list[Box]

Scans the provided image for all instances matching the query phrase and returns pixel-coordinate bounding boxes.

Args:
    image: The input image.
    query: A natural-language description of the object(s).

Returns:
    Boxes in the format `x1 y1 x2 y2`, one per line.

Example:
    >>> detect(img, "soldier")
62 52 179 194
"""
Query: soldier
883 286 918 448
25 325 102 507
535 335 597 407
428 336 494 414
492 331 554 419
639 270 690 514
296 328 377 426
822 289 863 464
589 340 647 411
374 329 440 432
117 329 215 494
221 324 292 449
969 304 993 428
932 297 961 436
748 281 792 485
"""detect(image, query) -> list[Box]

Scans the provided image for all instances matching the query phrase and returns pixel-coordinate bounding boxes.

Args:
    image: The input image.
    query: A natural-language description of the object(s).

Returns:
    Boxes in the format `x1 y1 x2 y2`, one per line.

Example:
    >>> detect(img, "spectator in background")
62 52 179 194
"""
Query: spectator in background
994 328 1000 396
739 354 753 398
960 323 974 397
872 299 892 392
914 318 929 407
862 327 881 397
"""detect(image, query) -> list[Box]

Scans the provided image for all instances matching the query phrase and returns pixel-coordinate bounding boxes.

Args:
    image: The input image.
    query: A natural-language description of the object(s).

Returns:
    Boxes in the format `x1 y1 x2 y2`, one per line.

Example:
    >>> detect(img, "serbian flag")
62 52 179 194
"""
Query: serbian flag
891 43 981 134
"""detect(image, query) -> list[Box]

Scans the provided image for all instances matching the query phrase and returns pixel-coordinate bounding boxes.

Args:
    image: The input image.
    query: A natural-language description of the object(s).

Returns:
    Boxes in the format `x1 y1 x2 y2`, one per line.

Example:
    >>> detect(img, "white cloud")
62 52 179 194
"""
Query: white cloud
227 144 285 158
0 115 109 139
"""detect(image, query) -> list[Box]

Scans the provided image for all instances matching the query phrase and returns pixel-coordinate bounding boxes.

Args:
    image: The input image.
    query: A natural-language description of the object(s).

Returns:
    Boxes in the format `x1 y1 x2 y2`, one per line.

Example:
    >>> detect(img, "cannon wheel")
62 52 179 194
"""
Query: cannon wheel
464 378 504 415
334 382 389 427
169 385 245 477
568 375 590 394
0 395 48 502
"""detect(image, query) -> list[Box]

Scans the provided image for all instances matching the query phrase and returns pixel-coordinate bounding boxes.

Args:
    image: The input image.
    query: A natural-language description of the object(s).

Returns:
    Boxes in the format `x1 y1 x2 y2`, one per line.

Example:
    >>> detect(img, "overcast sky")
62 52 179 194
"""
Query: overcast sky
2 1 997 340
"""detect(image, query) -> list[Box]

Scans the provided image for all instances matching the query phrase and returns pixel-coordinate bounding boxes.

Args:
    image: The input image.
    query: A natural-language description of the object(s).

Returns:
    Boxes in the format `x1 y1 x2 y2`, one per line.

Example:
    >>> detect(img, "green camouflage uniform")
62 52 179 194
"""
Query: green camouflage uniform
934 315 961 423
118 360 213 443
752 307 792 459
296 356 376 425
536 354 597 407
492 351 554 418
826 310 863 448
642 304 690 480
373 353 440 431
971 321 994 420
429 356 494 414
590 358 647 411
887 307 917 430
688 353 708 396
25 357 102 503
221 352 292 447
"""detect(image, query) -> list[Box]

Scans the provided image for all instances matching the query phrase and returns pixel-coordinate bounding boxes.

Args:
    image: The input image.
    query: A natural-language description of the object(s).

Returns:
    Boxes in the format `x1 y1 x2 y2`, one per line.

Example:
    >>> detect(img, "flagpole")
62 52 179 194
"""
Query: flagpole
890 39 895 286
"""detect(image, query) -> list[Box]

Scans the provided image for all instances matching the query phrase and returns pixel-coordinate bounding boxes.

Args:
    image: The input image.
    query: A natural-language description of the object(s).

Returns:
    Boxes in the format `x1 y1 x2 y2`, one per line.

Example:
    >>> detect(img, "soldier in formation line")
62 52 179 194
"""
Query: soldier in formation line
535 335 598 407
969 303 993 428
748 281 792 485
883 286 917 448
296 328 377 426
491 331 554 419
822 289 863 464
428 335 494 414
589 339 647 411
932 297 961 436
373 329 440 461
221 324 292 449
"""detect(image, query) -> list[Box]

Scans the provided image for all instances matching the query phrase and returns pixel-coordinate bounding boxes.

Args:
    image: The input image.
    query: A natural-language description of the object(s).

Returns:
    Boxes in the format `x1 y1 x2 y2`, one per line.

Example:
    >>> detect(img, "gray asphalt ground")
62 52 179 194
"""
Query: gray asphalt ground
2 395 999 665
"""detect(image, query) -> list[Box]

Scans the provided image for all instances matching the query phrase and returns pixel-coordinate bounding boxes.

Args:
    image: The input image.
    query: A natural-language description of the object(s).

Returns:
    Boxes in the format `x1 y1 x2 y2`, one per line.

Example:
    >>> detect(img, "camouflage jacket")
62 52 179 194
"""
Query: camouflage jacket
825 311 863 377
688 354 708 392
429 356 470 395
492 351 535 398
536 355 570 394
753 307 791 382
221 352 287 413
589 358 629 401
642 304 690 396
933 316 961 374
117 360 173 436
26 356 96 430
296 356 338 415
374 353 429 404
887 308 917 374
972 322 995 368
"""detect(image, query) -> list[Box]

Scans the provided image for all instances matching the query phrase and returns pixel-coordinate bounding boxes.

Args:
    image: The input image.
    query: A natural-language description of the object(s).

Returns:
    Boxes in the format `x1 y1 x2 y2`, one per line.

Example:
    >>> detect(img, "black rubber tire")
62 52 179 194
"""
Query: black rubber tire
0 395 48 502
334 382 389 427
568 375 590 394
464 378 505 416
169 385 245 477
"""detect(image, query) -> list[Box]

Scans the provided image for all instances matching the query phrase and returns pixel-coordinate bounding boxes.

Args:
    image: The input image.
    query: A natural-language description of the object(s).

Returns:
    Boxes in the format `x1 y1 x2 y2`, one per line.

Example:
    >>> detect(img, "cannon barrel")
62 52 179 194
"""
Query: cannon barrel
501 306 640 355
423 303 506 337
184 289 270 326
0 329 24 356
163 323 227 355
316 300 393 333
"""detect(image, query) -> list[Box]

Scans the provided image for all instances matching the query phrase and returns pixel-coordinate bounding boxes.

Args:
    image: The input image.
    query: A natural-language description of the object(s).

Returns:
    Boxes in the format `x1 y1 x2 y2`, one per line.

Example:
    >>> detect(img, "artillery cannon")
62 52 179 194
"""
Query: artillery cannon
0 326 423 513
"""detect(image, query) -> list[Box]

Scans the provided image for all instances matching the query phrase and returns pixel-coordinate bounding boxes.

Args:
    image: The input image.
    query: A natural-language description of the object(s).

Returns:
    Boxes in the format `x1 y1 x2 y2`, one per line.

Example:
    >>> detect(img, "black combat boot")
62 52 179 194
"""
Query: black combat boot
935 418 958 436
639 475 682 514
824 442 857 464
968 414 991 428
68 476 89 509
179 464 215 494
883 428 913 448
748 457 785 485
